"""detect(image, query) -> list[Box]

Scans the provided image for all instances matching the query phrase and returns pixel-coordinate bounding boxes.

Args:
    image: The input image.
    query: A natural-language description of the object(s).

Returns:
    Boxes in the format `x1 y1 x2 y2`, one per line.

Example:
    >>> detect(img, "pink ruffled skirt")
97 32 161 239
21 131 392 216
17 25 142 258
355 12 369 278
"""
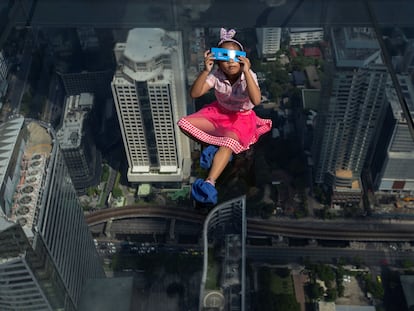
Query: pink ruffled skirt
178 101 272 154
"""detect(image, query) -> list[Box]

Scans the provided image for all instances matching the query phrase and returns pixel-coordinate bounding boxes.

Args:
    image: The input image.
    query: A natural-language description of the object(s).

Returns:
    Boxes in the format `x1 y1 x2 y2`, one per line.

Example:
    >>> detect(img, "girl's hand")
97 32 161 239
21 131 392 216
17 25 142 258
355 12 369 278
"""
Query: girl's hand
204 50 214 72
238 55 251 73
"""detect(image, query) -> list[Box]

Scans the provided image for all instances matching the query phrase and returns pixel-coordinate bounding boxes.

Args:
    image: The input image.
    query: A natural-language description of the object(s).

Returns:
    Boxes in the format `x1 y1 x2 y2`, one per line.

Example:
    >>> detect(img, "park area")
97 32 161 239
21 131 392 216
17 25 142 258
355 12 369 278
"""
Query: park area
254 266 301 311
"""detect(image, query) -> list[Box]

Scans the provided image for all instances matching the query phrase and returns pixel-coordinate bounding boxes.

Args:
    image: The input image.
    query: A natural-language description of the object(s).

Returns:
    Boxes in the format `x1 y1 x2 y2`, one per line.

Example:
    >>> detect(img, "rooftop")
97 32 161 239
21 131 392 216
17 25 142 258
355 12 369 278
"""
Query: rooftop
114 28 180 82
124 28 177 63
56 93 93 149
331 27 381 67
1 118 53 239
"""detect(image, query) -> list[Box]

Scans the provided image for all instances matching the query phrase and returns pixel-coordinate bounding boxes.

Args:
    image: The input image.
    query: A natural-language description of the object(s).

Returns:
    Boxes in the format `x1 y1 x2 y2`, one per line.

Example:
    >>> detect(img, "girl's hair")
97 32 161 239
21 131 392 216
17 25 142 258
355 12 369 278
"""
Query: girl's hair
217 28 244 51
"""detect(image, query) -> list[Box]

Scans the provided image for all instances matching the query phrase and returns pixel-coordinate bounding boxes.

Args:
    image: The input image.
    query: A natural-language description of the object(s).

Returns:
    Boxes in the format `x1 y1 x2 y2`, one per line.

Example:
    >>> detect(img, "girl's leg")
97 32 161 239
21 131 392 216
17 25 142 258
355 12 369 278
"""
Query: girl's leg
185 117 216 134
206 146 233 185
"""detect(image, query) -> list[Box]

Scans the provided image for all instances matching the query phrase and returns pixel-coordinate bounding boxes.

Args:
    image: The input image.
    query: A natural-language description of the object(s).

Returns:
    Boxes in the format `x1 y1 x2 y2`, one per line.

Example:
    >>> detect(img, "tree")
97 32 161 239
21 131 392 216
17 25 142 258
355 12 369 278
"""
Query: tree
308 282 324 300
314 263 335 282
273 295 300 311
326 288 337 301
337 283 345 297
402 259 413 269
269 82 284 100
269 68 290 85
112 187 123 198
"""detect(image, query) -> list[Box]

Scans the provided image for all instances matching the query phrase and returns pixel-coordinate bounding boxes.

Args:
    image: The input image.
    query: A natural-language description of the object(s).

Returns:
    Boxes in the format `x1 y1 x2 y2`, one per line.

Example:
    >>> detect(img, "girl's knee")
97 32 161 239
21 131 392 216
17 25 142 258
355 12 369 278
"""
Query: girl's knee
217 146 233 158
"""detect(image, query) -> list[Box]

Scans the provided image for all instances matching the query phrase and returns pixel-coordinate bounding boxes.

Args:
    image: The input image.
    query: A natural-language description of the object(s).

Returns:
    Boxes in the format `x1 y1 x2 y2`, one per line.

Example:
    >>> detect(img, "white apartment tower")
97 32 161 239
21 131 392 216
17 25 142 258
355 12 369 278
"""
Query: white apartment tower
111 28 191 184
256 27 281 60
313 28 388 199
0 117 104 310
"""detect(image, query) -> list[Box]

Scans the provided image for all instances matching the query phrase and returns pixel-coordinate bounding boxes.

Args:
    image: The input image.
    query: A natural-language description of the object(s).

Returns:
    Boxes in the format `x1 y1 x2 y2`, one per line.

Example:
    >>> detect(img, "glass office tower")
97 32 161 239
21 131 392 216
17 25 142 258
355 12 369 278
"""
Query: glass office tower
0 117 104 310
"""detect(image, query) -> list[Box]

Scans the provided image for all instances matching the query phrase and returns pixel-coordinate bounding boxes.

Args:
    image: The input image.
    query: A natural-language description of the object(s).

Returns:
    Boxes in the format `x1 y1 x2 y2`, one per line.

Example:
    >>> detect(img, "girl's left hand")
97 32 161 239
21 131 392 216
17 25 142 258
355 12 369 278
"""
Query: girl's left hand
238 56 251 73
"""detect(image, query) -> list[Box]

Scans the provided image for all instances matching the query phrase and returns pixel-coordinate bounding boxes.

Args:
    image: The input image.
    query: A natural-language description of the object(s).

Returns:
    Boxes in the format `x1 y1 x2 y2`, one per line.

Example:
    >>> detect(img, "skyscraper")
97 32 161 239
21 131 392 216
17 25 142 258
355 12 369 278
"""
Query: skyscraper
0 220 55 310
0 117 104 310
200 196 247 311
111 28 191 184
56 93 101 194
313 28 388 205
256 27 282 61
372 74 414 193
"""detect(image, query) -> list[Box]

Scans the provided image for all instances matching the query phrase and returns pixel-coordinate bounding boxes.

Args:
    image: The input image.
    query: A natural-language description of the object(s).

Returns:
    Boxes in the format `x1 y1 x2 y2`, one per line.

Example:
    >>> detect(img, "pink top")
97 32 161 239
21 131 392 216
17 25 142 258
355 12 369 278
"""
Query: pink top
205 69 258 112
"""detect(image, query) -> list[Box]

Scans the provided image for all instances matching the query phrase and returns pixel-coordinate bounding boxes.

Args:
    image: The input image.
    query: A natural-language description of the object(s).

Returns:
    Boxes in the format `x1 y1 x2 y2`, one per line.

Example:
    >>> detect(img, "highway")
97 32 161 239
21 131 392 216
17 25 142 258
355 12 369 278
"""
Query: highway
85 206 414 242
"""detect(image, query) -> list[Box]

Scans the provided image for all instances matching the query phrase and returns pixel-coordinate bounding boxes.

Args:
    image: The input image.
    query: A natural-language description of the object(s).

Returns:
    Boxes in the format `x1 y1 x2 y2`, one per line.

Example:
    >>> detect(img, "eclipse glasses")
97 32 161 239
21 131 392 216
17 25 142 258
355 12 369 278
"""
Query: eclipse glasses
211 47 246 62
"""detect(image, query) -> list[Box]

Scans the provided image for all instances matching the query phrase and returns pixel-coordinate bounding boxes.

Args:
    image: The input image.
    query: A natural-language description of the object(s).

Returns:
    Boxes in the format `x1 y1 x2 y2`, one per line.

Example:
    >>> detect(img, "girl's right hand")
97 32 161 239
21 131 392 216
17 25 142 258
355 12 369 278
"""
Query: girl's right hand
204 50 214 72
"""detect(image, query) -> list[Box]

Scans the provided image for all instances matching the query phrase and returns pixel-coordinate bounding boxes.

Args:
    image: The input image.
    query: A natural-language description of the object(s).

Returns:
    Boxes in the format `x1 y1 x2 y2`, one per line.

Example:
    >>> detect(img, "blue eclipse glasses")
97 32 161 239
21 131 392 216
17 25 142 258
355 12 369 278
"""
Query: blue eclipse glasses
211 47 246 62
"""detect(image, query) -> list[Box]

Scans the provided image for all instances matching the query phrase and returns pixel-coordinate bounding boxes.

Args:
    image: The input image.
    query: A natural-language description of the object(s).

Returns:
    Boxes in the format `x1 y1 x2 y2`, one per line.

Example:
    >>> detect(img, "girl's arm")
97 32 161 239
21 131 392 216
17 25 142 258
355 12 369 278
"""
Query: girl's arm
190 50 214 98
239 56 261 106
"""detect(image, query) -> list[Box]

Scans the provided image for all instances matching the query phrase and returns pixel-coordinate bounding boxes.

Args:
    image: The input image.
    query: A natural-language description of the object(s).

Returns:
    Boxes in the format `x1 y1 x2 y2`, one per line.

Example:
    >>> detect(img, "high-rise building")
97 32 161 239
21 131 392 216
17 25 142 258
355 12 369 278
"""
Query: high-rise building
0 117 104 310
200 196 246 311
256 27 282 61
0 220 55 310
313 28 388 205
372 74 414 193
111 28 191 184
56 93 101 194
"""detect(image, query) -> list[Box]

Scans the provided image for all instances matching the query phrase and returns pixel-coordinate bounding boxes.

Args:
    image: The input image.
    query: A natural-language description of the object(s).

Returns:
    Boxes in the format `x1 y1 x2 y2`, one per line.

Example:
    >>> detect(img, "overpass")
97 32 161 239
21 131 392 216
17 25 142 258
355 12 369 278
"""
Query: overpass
85 206 414 242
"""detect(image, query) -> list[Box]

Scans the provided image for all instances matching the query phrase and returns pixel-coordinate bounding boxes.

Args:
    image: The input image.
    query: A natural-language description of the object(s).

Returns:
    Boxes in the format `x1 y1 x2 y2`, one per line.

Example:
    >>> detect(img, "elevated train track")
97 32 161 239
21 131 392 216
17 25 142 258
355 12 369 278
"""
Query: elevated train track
85 206 414 242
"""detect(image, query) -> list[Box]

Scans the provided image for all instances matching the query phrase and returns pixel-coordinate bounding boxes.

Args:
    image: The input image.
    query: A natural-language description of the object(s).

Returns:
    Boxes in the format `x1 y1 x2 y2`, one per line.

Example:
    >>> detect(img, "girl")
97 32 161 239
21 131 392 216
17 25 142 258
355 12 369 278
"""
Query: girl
178 28 272 204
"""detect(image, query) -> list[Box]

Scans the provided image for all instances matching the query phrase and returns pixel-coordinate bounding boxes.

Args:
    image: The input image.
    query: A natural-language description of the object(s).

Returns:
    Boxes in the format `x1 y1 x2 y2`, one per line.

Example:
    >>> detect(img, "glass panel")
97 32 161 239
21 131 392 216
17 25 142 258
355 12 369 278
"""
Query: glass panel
1 1 414 311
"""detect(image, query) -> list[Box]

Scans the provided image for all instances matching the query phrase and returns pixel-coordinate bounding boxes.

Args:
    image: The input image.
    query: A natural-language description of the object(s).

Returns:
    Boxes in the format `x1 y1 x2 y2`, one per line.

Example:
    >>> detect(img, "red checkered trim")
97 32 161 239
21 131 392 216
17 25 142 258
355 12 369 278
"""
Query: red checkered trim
178 118 271 154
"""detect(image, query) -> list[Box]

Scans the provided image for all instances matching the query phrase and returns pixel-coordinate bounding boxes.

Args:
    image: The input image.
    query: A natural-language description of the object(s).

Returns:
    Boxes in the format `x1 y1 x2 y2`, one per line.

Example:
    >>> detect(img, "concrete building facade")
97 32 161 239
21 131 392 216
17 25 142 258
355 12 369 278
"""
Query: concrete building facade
56 93 100 194
313 28 388 205
111 28 191 184
373 74 414 194
256 27 282 60
200 196 247 311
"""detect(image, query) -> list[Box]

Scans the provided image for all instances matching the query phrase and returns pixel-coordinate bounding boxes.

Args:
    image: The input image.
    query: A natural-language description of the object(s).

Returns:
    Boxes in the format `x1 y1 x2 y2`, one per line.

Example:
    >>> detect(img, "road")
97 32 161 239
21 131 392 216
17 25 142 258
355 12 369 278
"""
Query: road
246 245 395 266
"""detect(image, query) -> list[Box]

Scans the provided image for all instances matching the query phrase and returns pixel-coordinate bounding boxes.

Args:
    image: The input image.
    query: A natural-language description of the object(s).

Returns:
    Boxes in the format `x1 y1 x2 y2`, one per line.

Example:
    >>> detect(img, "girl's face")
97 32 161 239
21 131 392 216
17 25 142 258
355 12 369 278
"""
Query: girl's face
217 42 242 78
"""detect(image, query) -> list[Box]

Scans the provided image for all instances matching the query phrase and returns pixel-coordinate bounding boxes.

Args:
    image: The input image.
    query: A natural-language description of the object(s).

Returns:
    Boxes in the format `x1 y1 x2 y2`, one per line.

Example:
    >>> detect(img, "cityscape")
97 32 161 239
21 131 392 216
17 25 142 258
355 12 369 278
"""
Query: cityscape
1 1 414 311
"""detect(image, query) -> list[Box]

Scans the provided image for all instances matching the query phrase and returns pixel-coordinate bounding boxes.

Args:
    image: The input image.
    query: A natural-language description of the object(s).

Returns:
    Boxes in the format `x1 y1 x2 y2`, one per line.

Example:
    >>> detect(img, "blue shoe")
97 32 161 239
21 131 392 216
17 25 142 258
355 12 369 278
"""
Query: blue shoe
200 145 233 170
191 178 218 205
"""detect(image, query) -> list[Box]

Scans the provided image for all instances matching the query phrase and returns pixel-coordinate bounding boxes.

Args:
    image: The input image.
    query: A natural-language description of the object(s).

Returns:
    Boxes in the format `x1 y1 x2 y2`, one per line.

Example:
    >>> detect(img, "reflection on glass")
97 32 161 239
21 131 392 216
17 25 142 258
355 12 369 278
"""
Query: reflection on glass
1 1 414 311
